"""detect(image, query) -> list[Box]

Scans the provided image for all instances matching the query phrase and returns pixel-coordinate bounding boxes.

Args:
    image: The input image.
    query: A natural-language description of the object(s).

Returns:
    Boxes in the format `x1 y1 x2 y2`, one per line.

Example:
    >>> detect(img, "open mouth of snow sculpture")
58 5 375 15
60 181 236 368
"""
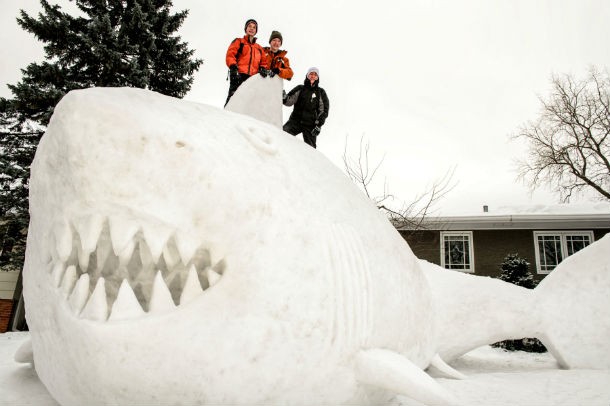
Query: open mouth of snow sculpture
49 212 225 321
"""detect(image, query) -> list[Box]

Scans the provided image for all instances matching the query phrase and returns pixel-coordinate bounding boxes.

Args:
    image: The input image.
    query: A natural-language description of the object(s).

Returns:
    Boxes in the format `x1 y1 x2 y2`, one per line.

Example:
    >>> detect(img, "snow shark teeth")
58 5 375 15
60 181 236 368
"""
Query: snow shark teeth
73 215 105 271
81 277 109 321
48 214 225 322
69 273 90 315
162 237 182 269
109 215 140 257
73 214 105 253
96 231 114 271
51 262 65 288
205 268 221 287
77 244 91 272
174 232 200 266
53 220 73 262
149 271 176 312
180 265 204 305
52 214 215 276
118 239 136 268
109 280 145 321
141 223 173 262
60 265 78 298
137 239 155 269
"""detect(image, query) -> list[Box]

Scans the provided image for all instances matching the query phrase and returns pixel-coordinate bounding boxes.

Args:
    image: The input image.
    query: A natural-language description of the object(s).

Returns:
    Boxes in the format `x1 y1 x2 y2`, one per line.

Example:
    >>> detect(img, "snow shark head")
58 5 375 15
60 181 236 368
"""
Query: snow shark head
23 87 451 405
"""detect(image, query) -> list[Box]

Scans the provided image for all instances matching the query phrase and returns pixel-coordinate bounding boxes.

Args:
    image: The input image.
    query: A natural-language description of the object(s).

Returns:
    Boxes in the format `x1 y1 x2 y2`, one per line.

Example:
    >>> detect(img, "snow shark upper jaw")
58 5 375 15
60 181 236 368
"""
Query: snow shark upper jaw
46 213 225 322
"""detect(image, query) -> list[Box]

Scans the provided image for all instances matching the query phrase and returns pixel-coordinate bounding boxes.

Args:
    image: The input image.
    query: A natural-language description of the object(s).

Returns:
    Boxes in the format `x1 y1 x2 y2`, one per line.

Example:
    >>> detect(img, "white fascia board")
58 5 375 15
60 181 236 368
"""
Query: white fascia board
398 213 610 231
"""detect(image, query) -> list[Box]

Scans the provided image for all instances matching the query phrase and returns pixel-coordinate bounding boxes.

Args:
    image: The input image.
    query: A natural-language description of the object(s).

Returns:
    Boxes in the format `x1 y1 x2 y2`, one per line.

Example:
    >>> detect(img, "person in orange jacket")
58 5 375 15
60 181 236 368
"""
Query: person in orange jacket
225 18 269 106
262 31 294 81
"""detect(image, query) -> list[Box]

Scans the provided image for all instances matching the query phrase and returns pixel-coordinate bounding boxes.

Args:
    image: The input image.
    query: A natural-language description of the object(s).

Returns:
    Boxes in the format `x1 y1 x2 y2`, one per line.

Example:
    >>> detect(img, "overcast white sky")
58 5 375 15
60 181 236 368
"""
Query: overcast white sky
1 0 609 214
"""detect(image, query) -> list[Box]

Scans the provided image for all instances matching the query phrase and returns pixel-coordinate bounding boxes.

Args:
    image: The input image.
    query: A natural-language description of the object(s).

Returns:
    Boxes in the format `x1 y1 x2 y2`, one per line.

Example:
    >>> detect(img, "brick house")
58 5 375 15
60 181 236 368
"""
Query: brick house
399 205 610 282
0 270 21 332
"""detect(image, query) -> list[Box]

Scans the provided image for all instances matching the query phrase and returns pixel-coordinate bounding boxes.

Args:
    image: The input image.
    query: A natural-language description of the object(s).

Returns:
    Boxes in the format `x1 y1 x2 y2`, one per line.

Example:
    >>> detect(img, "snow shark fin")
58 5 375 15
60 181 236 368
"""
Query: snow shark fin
427 353 467 380
225 74 283 128
14 338 34 365
356 348 459 405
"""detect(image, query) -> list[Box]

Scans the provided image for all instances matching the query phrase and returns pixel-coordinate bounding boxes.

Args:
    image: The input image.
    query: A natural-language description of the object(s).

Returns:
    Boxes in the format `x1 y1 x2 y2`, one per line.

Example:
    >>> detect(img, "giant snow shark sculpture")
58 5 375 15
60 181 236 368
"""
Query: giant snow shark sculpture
22 86 455 405
20 86 610 406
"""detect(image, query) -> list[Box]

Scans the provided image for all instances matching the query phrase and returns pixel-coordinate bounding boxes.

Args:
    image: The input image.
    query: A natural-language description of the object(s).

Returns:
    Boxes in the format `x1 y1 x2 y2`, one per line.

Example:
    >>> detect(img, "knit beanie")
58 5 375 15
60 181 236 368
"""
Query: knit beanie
269 30 283 44
244 19 258 34
307 67 319 76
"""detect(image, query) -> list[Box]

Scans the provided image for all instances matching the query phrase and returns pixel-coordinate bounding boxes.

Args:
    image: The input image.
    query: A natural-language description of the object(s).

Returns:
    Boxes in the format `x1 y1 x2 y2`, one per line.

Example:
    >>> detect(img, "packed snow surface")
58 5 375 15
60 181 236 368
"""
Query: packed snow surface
2 332 609 406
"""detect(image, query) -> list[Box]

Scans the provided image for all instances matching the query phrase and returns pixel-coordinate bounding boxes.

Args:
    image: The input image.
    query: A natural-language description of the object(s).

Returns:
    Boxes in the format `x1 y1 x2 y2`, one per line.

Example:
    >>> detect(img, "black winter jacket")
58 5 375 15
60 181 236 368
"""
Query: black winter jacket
283 78 329 128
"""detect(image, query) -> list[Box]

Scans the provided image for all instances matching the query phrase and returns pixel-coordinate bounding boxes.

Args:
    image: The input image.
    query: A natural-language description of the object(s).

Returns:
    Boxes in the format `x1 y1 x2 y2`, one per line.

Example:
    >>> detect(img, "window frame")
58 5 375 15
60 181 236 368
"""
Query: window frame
532 230 594 274
440 231 475 273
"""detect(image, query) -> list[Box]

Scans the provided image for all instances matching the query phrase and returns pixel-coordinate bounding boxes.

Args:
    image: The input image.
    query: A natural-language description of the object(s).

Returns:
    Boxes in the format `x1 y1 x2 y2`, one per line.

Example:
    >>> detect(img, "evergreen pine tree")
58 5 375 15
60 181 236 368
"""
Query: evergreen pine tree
0 0 203 272
498 253 537 289
493 253 546 352
0 102 39 272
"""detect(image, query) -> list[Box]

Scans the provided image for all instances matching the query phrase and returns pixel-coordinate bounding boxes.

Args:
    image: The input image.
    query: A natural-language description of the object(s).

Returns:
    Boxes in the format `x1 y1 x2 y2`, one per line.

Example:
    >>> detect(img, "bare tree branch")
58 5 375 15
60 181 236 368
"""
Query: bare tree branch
513 66 610 201
343 134 456 233
342 134 391 206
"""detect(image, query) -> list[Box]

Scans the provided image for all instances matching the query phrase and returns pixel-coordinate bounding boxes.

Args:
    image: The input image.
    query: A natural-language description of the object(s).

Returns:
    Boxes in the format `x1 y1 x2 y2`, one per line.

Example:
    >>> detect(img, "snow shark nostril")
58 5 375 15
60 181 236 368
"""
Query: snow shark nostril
238 123 277 155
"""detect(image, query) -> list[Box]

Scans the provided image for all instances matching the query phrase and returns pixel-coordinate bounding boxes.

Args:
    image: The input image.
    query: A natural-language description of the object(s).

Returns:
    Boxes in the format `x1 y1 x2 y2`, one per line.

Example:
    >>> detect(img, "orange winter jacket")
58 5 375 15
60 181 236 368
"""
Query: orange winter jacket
262 48 294 80
226 36 268 76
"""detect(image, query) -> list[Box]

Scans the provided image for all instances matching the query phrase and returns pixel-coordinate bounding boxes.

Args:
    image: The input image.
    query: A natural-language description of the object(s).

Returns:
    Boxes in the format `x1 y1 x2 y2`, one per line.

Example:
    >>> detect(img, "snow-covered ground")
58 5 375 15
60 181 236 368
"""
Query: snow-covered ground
1 332 608 406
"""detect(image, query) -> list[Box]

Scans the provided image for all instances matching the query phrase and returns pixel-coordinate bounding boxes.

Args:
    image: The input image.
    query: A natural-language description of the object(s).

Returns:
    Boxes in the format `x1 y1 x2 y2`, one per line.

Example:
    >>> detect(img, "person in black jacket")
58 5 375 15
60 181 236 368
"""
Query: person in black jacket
283 67 329 148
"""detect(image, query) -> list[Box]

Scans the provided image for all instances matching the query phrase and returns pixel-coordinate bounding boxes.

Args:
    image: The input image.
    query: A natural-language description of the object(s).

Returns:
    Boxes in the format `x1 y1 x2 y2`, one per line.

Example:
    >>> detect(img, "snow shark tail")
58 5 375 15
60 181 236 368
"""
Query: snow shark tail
422 233 610 370
532 234 610 369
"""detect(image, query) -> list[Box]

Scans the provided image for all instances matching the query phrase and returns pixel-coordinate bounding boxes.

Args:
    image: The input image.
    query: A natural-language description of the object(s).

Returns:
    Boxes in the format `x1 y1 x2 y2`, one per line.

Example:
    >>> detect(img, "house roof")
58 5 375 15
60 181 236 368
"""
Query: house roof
397 204 610 231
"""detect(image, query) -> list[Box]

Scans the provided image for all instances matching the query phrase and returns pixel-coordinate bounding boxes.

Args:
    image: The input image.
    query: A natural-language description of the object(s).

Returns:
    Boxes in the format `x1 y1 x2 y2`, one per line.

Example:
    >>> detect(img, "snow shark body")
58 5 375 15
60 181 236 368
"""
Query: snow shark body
22 87 455 405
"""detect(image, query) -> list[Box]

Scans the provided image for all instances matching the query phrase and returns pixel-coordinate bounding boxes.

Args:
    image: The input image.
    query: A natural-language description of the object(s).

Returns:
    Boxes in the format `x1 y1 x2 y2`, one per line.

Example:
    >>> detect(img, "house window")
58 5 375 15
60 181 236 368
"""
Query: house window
440 231 474 273
533 231 594 274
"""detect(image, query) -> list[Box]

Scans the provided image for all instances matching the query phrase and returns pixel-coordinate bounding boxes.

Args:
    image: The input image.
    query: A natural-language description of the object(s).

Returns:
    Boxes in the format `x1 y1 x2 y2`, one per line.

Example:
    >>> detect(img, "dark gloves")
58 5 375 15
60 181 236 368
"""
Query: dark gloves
311 126 321 137
229 64 239 81
258 67 268 77
270 68 280 77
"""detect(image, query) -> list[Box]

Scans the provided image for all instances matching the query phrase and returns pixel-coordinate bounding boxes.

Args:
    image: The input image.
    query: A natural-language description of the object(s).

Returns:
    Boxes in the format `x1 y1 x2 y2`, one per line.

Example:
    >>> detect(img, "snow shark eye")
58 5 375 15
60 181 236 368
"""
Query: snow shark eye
47 215 225 322
238 123 278 155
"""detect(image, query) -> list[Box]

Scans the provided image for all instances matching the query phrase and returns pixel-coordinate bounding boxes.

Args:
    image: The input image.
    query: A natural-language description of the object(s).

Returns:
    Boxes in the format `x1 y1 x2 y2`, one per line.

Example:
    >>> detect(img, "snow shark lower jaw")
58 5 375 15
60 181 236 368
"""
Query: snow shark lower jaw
46 214 225 322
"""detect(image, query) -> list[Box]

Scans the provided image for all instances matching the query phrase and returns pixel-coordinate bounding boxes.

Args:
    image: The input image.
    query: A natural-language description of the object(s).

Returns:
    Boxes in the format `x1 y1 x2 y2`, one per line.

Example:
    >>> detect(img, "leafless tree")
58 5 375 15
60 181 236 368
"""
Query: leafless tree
514 67 610 201
342 135 455 231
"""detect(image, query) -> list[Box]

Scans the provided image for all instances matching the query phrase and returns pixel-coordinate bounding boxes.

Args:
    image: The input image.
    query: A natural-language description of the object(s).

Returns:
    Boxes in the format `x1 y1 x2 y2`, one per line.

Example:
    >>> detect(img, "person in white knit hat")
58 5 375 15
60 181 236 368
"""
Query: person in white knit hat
282 67 330 148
